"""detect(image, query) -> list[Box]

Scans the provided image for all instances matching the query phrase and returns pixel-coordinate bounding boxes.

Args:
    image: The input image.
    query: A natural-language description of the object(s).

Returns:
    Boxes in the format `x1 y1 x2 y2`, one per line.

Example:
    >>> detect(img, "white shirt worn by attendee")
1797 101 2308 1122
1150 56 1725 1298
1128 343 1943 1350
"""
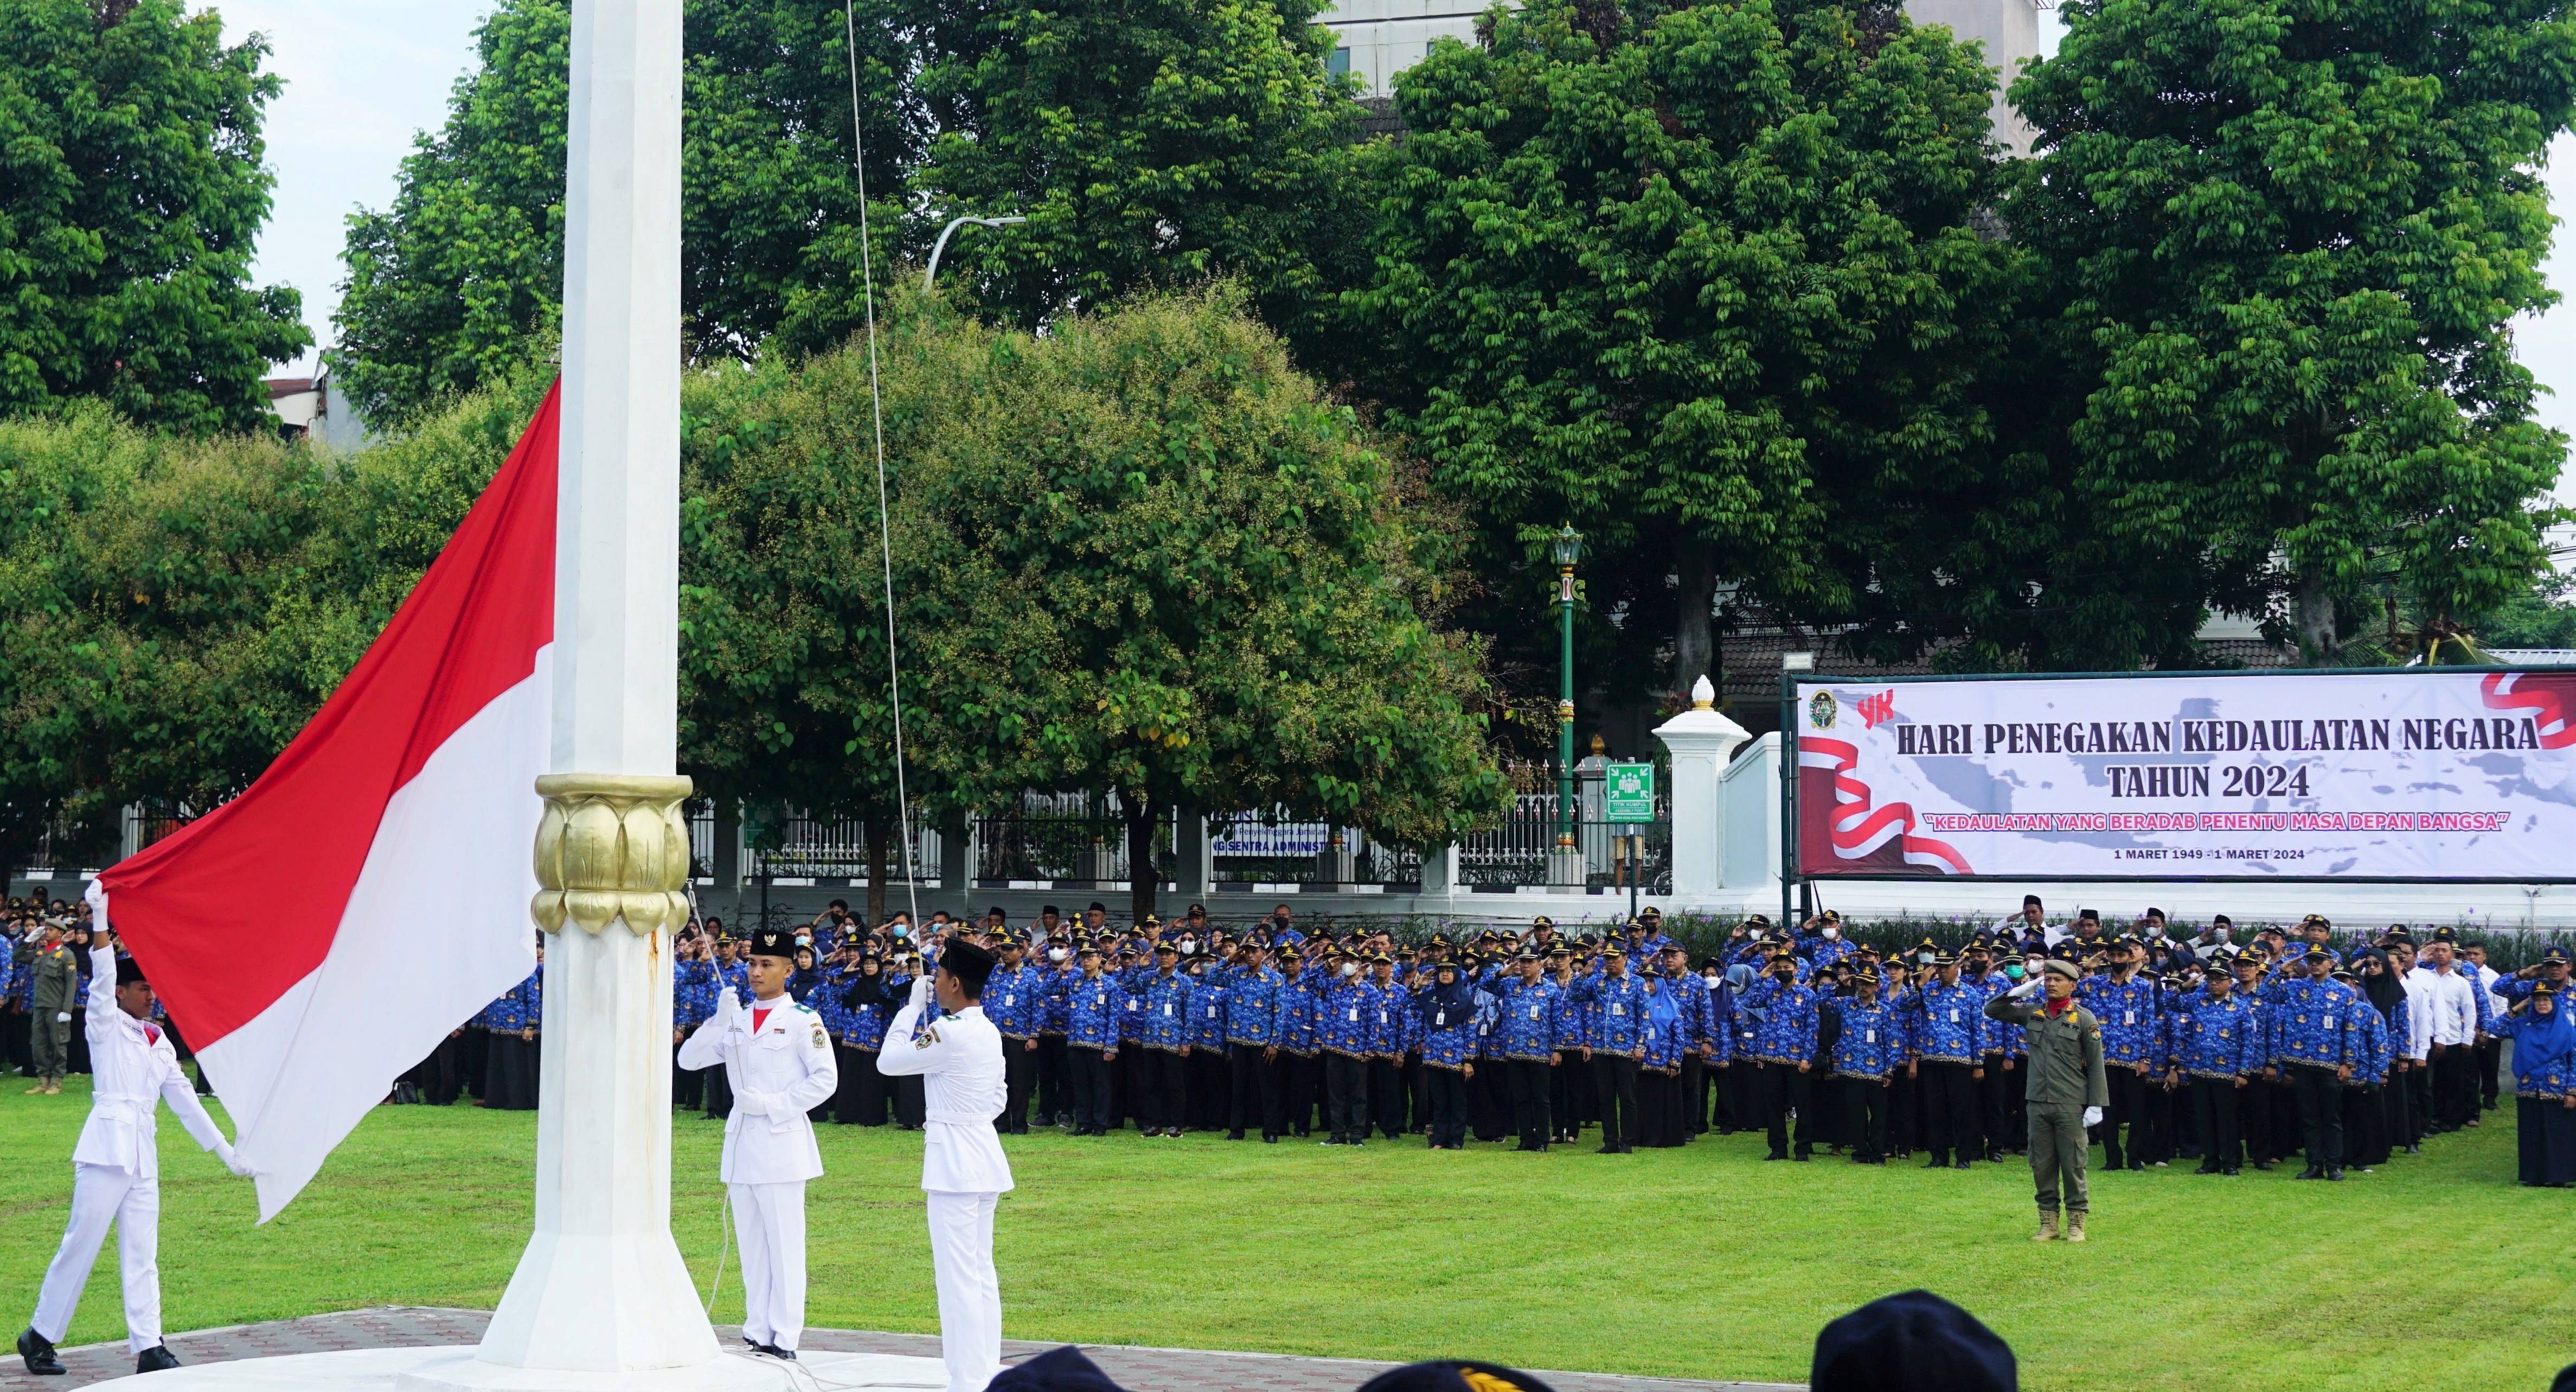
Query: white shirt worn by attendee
2395 968 2433 1062
877 977 1013 1194
2406 965 2478 1048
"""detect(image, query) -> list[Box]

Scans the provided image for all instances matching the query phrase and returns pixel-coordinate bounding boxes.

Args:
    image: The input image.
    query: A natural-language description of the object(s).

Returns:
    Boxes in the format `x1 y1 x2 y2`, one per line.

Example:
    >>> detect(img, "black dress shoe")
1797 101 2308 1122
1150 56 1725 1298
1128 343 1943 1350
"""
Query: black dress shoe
1923 1156 1950 1169
2325 1167 2344 1181
1953 1158 1972 1170
2295 1165 2324 1180
2252 1160 2275 1171
136 1345 183 1373
2222 1166 2241 1176
18 1328 65 1376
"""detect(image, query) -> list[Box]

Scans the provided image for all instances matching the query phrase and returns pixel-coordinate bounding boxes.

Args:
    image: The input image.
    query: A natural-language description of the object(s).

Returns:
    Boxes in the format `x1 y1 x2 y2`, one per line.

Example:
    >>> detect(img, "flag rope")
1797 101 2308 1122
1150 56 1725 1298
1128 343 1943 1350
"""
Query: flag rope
845 1 921 929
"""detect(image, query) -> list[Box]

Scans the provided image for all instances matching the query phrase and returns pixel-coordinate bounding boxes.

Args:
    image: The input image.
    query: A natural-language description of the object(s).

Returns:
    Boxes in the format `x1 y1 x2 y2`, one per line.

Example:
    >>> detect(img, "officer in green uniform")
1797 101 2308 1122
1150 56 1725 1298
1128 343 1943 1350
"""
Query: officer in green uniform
18 921 80 1094
1987 957 2108 1242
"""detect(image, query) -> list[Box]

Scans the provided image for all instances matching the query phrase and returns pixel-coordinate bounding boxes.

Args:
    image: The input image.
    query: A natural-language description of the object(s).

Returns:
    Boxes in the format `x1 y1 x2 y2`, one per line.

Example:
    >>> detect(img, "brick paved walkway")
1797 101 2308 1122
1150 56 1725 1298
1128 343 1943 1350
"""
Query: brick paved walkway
0 1308 1798 1392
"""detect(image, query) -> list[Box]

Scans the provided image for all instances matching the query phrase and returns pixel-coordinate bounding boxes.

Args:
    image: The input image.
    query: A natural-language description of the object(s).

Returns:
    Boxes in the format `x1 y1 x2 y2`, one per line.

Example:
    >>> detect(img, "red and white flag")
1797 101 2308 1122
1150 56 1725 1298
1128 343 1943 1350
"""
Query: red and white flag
100 385 561 1221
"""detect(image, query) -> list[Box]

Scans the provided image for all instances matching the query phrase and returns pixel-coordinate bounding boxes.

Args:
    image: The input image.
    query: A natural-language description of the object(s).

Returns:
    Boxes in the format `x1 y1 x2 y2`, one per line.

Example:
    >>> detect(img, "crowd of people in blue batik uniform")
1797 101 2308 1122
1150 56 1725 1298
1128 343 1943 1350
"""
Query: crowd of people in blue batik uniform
16 882 2565 1186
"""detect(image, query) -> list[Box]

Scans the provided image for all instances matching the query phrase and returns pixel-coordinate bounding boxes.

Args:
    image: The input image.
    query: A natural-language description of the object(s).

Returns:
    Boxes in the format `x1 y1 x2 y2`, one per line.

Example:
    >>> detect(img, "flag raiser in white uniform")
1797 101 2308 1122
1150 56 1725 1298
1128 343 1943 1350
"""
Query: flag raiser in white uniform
877 973 1011 1392
30 887 251 1364
677 980 836 1356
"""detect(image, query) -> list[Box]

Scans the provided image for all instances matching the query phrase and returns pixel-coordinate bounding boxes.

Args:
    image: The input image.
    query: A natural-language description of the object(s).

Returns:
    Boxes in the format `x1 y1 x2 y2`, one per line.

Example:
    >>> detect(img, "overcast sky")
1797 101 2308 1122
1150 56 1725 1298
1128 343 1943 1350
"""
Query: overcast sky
224 1 2576 521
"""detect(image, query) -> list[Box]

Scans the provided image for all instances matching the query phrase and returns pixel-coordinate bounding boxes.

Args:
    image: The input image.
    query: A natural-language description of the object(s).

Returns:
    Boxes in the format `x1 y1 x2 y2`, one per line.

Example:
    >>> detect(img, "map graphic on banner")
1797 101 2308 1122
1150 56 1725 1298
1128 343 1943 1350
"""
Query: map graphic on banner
1794 671 2576 881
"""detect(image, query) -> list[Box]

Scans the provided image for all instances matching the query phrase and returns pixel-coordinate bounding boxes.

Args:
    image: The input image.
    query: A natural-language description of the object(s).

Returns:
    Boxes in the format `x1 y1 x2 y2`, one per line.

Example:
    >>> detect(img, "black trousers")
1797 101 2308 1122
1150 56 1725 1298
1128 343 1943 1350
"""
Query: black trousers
2100 1065 2146 1168
893 1073 925 1127
1001 1036 1036 1133
1507 1059 1553 1149
1189 1048 1231 1130
1409 1056 1432 1134
1760 1061 1815 1157
704 1055 735 1120
1843 1076 1890 1160
1637 1068 1676 1147
1547 1057 1579 1138
2346 1081 2389 1167
2290 1064 2345 1169
1283 1052 1318 1134
1369 1058 1406 1138
1139 1048 1188 1131
672 1040 703 1108
2406 1060 2433 1144
1036 1035 1069 1122
1920 1061 1979 1162
837 1046 887 1124
1427 1067 1470 1147
1069 1045 1112 1132
420 1031 464 1105
1324 1052 1370 1140
2432 1043 2474 1131
2239 1074 2276 1162
1470 1056 1510 1140
1679 1055 1705 1137
1979 1055 2015 1154
1110 1042 1136 1127
1722 1057 1761 1133
1229 1043 1280 1137
2193 1076 2242 1169
460 1026 490 1099
2477 1037 2502 1109
1591 1054 1641 1149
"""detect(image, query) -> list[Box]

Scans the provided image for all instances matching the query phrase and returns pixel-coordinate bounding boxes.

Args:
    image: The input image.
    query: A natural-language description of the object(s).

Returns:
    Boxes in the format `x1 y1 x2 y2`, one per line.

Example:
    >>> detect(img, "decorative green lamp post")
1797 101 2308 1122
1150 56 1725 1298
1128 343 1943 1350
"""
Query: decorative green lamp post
1551 525 1583 886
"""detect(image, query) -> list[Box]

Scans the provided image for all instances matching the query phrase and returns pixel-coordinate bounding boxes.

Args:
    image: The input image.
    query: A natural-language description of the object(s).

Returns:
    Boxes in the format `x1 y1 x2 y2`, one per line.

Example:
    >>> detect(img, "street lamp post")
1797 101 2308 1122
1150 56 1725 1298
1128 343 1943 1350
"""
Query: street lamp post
922 214 1028 292
1549 526 1584 889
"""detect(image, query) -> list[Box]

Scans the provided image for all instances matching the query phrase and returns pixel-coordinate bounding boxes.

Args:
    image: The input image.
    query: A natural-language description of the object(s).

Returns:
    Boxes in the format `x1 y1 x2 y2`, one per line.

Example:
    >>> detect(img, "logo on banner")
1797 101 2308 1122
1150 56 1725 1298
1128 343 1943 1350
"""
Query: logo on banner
1808 691 1838 730
1854 689 1895 730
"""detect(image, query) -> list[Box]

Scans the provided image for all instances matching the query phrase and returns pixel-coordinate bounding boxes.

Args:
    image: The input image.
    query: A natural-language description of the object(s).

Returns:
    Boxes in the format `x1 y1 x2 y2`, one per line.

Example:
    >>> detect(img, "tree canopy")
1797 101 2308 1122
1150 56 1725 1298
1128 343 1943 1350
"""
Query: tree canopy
1342 0 2021 696
2003 0 2575 662
331 0 922 424
0 0 309 435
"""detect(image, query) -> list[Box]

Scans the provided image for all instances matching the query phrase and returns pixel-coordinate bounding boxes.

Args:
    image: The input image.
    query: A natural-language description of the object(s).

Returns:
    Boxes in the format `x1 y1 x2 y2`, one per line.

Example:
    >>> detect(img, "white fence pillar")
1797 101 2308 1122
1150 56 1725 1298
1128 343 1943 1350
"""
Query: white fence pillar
1654 677 1750 904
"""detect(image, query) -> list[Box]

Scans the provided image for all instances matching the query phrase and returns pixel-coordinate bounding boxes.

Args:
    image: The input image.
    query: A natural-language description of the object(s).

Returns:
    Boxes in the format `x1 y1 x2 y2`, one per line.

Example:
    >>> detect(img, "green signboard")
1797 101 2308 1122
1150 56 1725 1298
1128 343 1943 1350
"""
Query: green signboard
1604 762 1655 822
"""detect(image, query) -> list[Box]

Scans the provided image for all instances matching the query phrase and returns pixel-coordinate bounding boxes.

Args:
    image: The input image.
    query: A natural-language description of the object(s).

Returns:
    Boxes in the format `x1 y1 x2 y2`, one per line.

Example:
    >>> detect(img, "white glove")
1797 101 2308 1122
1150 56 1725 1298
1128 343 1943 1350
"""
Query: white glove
84 878 108 933
909 973 932 1010
215 1143 252 1178
57 1012 72 1024
734 1090 770 1117
715 990 742 1026
2009 978 2043 1000
2082 1106 2103 1128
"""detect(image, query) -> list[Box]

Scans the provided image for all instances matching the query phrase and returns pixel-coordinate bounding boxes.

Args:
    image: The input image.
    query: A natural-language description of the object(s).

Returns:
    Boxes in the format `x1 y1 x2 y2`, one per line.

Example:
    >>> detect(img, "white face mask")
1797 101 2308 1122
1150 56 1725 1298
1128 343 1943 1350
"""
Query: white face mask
1341 961 1361 978
1823 926 1840 939
1047 947 1068 964
2214 927 2232 942
2147 925 2165 938
1181 940 1199 955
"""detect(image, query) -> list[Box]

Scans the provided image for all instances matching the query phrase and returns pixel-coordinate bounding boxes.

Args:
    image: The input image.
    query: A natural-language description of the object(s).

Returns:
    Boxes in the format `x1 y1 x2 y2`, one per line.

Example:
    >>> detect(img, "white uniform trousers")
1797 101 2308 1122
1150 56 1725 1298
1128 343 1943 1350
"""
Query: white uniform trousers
925 1190 1002 1392
729 1180 807 1353
33 1163 161 1353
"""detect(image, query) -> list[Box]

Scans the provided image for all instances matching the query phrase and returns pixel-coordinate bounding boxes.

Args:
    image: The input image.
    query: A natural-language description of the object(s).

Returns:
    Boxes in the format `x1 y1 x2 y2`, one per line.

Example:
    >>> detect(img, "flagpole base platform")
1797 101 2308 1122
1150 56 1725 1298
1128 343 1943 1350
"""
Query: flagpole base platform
76 1346 948 1392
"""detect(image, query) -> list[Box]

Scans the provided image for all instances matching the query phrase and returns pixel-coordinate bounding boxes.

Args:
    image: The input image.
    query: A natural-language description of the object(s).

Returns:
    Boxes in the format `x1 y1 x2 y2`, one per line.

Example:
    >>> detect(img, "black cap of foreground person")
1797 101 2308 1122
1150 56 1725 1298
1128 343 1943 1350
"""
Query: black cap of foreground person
986 1345 1129 1392
1811 1291 2015 1392
1354 1361 1558 1392
940 938 997 998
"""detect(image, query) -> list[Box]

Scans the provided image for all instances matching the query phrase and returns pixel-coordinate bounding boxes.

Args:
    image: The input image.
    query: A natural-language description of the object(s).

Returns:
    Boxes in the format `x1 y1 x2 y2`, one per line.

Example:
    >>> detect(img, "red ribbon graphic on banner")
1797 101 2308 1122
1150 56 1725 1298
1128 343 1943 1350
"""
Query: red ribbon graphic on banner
1800 736 1974 875
2482 672 2576 749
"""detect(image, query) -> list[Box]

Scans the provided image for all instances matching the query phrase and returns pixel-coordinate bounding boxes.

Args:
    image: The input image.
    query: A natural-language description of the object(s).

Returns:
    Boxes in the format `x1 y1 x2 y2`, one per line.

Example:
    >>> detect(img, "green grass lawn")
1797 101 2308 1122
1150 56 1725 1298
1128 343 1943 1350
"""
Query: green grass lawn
2 1076 2567 1391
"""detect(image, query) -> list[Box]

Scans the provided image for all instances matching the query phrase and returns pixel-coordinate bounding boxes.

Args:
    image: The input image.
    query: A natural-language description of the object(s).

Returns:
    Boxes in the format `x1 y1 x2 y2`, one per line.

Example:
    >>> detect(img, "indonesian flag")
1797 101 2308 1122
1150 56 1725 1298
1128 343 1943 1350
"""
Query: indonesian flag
100 384 560 1222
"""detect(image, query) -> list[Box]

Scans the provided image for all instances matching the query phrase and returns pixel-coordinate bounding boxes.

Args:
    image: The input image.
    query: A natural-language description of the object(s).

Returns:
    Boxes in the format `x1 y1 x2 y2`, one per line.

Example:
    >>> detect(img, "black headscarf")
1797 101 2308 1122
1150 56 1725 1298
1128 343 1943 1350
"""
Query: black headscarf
1418 966 1476 1031
2357 948 2406 1023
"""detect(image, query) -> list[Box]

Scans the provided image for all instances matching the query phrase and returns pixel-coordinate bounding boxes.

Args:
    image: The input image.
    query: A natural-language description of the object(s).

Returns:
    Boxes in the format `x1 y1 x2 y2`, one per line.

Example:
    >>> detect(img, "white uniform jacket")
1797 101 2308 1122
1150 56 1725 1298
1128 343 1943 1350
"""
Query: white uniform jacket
678 992 838 1185
76 946 230 1178
876 979 1013 1195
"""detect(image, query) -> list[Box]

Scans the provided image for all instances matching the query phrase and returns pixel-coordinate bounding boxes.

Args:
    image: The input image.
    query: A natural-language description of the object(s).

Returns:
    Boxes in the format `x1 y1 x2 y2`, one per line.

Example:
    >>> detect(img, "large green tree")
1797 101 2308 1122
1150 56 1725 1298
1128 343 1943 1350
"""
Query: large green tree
0 0 309 435
891 287 1507 921
908 0 1366 335
2004 0 2575 663
332 0 922 424
1344 0 2017 698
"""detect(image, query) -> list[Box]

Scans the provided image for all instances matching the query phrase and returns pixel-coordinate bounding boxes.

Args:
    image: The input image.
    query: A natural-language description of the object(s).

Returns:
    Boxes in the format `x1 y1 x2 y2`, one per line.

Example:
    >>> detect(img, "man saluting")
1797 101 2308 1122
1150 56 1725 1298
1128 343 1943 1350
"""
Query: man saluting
20 883 251 1377
677 926 836 1361
877 937 1011 1392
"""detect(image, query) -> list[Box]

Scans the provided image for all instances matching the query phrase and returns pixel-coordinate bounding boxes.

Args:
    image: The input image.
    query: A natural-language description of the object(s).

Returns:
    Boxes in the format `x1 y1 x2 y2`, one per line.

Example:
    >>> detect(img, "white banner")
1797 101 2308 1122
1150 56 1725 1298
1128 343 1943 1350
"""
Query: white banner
1793 671 2576 880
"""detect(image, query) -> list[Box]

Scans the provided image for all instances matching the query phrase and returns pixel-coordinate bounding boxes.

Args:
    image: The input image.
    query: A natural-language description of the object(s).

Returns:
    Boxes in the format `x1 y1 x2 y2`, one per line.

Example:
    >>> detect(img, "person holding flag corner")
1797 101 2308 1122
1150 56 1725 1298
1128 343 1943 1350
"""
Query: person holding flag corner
19 882 253 1378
